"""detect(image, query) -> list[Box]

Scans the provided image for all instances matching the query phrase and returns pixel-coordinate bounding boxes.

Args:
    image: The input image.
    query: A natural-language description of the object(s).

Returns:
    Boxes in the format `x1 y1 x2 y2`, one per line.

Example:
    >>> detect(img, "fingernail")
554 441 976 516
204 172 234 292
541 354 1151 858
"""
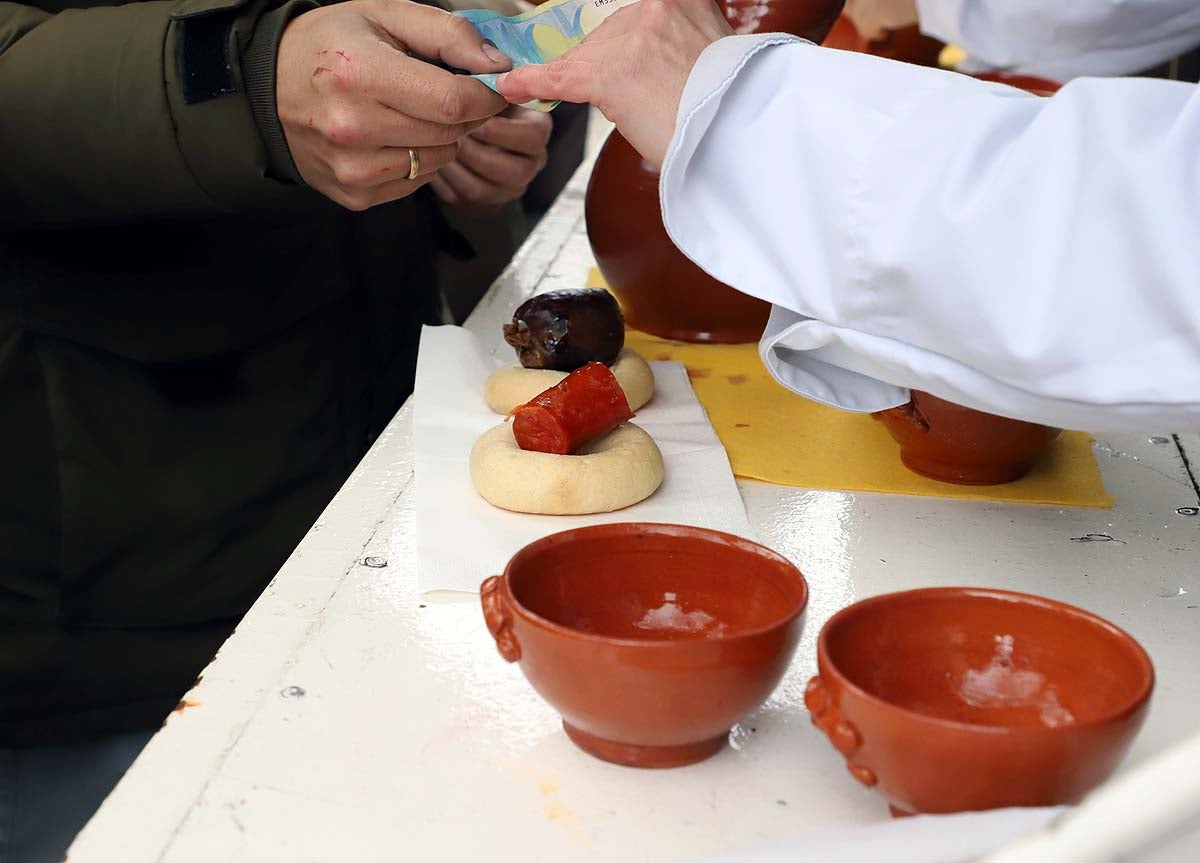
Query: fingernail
482 42 508 65
494 72 509 89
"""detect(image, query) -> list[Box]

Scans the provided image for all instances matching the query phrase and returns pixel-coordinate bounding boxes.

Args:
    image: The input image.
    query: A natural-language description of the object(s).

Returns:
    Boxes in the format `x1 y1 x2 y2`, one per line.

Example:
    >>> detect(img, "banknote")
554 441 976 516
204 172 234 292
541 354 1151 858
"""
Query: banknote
458 0 642 110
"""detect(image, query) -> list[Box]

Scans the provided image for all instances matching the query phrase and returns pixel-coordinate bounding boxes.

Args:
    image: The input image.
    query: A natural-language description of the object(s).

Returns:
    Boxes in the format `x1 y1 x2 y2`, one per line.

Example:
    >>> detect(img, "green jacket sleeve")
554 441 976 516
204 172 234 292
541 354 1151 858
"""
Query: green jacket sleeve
0 0 314 228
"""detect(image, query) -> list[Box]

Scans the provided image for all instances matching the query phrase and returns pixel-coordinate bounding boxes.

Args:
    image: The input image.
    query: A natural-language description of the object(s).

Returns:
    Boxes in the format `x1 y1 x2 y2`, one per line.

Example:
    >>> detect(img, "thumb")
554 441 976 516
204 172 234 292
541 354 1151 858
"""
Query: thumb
497 58 592 107
372 1 512 74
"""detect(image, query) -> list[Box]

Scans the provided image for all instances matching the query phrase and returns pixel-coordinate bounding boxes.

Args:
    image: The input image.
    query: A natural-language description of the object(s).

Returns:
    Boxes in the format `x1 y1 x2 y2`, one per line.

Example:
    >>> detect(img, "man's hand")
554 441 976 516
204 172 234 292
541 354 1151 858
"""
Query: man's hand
431 106 552 213
844 0 919 43
497 0 732 170
277 0 511 210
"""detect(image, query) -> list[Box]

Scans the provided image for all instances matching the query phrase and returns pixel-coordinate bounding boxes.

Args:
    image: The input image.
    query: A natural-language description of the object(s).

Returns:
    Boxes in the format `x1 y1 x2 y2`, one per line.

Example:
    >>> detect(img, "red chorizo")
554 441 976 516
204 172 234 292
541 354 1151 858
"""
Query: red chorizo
511 362 634 455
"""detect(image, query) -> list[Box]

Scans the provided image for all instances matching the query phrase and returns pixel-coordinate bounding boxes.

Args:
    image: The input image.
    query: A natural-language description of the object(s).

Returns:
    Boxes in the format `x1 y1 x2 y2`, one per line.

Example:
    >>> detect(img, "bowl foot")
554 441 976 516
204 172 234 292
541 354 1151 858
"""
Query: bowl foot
889 804 917 819
899 452 1033 486
562 722 726 768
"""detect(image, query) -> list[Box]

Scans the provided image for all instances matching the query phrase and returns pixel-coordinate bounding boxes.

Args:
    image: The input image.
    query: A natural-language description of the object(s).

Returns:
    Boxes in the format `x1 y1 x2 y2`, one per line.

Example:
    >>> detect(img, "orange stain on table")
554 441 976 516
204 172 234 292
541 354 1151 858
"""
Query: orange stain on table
726 374 750 385
687 368 712 380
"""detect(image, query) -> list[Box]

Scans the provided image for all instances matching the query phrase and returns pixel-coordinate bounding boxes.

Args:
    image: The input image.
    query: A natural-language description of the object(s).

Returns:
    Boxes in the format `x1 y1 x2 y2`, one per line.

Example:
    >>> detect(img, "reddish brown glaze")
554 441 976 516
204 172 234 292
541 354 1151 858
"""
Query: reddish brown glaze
874 391 1062 485
480 523 809 767
585 1 845 344
511 362 633 454
823 16 944 66
974 72 1063 96
808 588 1154 816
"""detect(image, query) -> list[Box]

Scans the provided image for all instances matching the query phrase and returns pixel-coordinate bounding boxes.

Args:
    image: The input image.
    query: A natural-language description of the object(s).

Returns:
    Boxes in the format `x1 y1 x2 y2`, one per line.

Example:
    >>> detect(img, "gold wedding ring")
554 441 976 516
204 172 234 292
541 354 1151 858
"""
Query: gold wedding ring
407 148 420 181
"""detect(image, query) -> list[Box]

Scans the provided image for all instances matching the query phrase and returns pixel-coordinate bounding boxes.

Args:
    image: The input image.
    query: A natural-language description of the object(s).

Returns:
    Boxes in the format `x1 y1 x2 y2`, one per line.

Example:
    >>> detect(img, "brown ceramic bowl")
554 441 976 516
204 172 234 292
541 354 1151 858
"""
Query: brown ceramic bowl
874 391 1062 485
806 588 1154 816
480 523 809 768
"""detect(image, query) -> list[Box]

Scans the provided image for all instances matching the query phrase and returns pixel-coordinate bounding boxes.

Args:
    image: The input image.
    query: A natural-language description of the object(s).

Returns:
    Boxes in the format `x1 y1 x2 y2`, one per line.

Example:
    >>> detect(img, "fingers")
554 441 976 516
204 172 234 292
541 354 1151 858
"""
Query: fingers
431 161 513 210
496 56 595 107
333 142 460 189
368 0 512 74
308 96 489 149
471 109 553 157
456 135 542 185
372 51 507 125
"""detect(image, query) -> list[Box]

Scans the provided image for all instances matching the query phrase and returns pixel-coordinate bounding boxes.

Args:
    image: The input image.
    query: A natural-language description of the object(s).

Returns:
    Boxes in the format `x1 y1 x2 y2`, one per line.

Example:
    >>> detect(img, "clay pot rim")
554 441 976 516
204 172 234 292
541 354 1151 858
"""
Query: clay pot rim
500 522 810 649
817 586 1155 735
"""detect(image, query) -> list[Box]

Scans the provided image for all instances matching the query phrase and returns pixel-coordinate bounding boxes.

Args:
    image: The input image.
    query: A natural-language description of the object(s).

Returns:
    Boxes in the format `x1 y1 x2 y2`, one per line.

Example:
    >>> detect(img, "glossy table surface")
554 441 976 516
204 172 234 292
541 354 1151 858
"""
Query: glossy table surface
70 147 1200 863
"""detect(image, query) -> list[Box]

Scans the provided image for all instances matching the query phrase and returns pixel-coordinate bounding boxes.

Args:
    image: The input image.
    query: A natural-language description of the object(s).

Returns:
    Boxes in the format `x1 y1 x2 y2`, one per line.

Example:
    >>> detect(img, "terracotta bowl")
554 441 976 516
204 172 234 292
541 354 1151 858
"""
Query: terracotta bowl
873 391 1062 485
806 588 1154 816
480 523 809 768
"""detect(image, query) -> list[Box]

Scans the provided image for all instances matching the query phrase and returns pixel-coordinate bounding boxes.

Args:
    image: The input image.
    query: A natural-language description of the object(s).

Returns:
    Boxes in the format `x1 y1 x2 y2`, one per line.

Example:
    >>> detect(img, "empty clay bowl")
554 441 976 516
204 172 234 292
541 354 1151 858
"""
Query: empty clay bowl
874 391 1062 485
806 588 1154 816
480 523 809 767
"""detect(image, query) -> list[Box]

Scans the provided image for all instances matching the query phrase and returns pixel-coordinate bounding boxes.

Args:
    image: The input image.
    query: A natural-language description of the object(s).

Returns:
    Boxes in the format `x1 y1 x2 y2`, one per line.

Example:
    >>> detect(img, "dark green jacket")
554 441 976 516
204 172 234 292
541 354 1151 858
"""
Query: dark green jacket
0 0 444 744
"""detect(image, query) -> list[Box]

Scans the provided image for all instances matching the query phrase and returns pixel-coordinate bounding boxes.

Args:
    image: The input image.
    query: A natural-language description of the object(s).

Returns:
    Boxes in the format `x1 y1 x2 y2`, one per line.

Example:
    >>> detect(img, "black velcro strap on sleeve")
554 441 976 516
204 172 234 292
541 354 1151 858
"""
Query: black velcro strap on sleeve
177 14 237 105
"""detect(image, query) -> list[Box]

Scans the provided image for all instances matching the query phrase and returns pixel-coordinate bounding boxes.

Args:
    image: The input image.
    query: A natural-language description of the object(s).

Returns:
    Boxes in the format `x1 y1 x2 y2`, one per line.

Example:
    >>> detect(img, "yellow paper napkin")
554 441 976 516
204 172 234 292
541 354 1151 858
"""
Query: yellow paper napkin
589 270 1112 508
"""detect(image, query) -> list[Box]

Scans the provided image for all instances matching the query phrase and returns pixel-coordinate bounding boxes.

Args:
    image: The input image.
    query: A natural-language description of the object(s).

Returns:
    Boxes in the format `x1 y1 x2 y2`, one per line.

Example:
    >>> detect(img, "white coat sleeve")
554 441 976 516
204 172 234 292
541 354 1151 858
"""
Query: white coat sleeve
914 0 1200 80
658 36 1200 432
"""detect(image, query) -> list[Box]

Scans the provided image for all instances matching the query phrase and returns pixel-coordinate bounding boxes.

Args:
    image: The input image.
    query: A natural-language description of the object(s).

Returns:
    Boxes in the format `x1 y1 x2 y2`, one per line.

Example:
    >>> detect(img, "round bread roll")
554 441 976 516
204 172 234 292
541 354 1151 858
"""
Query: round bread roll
470 422 664 515
484 348 654 414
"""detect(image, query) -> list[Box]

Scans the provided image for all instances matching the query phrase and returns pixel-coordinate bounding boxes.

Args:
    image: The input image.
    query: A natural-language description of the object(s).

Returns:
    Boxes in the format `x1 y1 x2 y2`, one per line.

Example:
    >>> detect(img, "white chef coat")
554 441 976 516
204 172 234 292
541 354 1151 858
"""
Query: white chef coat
659 36 1200 432
915 0 1200 80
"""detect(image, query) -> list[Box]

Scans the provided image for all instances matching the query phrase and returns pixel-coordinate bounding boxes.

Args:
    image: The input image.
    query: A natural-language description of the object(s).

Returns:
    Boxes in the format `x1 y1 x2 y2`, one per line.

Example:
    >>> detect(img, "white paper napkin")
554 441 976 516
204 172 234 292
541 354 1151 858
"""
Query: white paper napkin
413 325 754 593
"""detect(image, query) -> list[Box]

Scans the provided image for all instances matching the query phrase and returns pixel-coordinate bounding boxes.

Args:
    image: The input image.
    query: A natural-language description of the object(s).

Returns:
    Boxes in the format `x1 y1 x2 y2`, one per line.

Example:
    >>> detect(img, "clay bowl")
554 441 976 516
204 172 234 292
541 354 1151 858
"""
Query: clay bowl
480 523 809 767
806 587 1154 816
874 391 1062 485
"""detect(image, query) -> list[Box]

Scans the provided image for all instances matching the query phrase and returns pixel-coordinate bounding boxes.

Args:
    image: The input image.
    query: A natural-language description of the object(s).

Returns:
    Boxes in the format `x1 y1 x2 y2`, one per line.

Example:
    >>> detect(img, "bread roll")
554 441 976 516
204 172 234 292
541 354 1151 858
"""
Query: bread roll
469 422 664 515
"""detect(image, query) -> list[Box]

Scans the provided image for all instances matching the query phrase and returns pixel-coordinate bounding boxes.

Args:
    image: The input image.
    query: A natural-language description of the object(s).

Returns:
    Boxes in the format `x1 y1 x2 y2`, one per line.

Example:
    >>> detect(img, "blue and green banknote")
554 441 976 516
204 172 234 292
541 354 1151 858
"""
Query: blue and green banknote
458 0 642 110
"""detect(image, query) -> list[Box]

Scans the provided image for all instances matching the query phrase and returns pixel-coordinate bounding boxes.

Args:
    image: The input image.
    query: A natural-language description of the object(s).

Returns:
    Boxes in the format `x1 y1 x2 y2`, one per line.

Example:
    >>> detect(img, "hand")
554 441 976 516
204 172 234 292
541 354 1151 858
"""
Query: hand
844 0 919 43
276 0 510 211
431 106 552 213
496 0 732 169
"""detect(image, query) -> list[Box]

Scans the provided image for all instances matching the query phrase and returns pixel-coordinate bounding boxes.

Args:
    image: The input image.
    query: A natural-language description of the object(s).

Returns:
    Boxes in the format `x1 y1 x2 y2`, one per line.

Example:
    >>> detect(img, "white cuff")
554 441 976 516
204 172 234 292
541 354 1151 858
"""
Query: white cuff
760 306 911 413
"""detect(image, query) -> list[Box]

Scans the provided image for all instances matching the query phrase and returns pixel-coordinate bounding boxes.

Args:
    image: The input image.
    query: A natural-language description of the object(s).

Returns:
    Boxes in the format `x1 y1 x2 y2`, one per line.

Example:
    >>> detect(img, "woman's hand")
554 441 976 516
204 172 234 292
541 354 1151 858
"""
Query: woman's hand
277 0 511 210
496 0 732 169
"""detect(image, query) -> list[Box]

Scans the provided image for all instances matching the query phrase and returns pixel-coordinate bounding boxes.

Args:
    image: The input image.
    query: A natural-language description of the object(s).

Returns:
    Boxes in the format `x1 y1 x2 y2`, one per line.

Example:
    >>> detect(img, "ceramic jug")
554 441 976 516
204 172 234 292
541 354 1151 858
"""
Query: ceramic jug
585 0 846 344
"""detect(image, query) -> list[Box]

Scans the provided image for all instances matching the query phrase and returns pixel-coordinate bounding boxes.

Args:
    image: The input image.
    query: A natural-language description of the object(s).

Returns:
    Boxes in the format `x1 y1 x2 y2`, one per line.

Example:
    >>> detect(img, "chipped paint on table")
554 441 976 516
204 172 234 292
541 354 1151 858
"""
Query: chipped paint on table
69 147 1200 863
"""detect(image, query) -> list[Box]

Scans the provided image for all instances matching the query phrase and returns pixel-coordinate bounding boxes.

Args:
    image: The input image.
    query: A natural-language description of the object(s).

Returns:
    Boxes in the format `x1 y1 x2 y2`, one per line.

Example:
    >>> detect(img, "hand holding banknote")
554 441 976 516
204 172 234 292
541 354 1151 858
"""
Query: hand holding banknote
458 0 646 110
277 0 509 210
496 0 733 167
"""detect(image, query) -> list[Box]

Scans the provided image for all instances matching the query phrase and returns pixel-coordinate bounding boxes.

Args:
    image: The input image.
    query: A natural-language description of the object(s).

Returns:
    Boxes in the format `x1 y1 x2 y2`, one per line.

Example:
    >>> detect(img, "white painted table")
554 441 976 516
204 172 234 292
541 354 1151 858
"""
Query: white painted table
71 153 1200 863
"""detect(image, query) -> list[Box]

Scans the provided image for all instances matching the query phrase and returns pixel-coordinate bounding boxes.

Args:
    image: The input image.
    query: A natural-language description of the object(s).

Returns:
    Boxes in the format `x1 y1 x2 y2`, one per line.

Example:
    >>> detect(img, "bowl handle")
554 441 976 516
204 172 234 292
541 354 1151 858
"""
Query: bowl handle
480 576 521 663
805 675 876 787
